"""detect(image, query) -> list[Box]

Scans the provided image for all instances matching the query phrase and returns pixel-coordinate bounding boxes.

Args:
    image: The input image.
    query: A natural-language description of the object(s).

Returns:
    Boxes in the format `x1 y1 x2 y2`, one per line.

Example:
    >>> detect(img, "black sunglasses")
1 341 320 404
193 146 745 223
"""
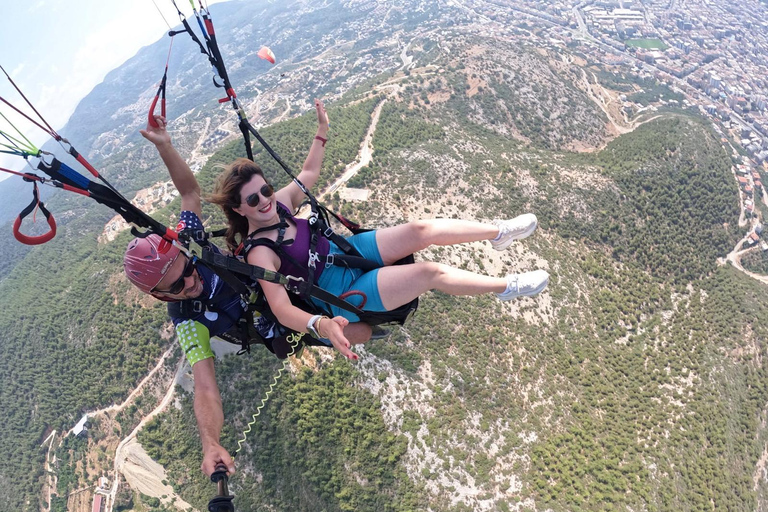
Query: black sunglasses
243 184 275 207
155 256 197 295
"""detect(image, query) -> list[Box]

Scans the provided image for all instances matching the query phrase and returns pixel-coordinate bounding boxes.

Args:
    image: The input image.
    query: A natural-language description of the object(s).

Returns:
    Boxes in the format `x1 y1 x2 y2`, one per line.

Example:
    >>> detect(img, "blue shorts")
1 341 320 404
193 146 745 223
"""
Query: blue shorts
312 231 385 322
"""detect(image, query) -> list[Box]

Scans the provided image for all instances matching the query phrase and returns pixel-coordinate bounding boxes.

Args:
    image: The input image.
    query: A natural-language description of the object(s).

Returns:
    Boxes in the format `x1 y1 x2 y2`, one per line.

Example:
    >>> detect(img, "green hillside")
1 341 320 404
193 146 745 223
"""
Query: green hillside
1 26 765 512
127 69 765 512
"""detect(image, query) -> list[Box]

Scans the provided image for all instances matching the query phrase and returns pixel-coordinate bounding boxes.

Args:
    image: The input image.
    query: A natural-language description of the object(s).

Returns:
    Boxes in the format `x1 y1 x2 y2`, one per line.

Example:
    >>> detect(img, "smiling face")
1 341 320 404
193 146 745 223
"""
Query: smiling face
233 174 278 226
152 254 204 300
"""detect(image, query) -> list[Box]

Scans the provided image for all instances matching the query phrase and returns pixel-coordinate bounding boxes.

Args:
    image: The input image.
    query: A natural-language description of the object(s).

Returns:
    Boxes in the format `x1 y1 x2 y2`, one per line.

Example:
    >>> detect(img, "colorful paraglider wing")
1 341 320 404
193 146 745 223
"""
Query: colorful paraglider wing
258 46 276 64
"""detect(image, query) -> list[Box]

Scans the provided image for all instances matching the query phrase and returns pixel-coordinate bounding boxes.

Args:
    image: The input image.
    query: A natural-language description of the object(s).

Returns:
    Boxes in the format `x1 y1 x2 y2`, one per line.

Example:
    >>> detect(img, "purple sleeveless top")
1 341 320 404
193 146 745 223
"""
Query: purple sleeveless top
274 202 330 281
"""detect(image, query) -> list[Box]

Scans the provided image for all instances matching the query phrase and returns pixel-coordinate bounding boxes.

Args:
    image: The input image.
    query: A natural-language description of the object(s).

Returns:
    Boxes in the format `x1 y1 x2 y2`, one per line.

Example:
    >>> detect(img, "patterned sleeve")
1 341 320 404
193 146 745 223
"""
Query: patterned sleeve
176 319 215 365
176 210 209 246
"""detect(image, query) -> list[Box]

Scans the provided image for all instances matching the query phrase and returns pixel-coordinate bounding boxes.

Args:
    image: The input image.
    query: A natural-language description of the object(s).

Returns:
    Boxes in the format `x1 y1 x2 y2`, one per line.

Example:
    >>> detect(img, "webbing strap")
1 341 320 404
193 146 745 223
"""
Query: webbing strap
201 254 251 297
198 249 367 318
148 32 175 129
199 250 286 285
302 284 366 317
238 119 254 161
38 159 90 190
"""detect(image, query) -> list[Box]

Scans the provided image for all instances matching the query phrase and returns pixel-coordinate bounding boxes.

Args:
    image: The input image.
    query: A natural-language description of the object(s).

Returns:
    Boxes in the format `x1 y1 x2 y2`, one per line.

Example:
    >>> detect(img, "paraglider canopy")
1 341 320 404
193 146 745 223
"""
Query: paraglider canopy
258 46 275 64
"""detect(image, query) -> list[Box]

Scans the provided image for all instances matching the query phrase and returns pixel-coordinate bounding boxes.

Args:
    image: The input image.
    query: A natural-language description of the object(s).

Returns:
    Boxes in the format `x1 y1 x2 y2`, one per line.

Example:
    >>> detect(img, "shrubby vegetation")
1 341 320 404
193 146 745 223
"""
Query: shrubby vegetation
2 40 766 512
0 94 382 511
139 352 423 511
0 224 169 511
627 82 685 106
551 116 741 283
740 249 768 274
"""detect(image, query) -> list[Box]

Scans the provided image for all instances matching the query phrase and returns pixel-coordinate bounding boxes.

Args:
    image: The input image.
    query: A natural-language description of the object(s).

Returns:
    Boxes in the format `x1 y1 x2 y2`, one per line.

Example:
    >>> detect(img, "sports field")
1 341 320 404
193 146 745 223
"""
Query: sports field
625 38 669 50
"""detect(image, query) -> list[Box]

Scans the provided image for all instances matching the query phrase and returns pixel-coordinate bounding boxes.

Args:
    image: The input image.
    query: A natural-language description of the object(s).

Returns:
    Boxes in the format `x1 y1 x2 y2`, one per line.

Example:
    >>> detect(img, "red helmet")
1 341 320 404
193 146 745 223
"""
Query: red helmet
124 235 181 294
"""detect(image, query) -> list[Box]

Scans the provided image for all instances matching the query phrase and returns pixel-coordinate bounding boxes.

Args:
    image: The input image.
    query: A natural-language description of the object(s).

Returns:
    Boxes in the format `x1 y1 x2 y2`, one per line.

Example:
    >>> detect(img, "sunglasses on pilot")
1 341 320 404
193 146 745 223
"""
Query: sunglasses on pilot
155 256 197 295
243 184 275 207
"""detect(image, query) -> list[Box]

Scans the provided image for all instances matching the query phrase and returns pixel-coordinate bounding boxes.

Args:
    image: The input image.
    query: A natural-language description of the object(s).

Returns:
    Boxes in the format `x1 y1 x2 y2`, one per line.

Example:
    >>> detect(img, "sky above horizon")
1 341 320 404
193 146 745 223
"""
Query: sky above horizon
0 0 227 178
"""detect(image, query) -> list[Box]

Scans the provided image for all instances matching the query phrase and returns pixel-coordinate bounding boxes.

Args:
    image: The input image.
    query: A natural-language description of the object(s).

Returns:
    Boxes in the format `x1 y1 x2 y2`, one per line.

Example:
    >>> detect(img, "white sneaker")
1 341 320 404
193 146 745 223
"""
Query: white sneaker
491 214 538 251
496 270 549 301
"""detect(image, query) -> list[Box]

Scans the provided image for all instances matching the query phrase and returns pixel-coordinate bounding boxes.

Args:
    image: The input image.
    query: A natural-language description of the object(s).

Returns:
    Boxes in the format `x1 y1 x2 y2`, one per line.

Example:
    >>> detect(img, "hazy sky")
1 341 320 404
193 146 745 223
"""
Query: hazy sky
0 0 226 177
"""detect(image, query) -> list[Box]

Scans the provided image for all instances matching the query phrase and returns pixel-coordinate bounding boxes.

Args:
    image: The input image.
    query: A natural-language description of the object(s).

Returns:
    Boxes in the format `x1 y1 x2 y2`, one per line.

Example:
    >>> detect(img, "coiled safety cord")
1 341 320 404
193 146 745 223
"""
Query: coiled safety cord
233 331 304 456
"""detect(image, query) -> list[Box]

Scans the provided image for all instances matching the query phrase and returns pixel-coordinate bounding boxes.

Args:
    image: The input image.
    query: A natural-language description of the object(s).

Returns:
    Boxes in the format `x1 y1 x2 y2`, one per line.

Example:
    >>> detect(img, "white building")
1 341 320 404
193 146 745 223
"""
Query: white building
73 414 88 437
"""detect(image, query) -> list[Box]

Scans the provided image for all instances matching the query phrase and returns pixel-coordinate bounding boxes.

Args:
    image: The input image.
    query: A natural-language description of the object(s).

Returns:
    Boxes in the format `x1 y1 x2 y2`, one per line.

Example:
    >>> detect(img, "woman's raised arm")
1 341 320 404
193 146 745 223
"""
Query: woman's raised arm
276 99 329 211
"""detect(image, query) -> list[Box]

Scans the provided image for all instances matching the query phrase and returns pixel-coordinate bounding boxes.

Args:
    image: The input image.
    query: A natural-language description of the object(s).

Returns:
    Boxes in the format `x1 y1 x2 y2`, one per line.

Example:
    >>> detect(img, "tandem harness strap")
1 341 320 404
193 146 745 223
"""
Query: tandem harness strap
237 206 417 327
197 249 370 320
167 240 266 356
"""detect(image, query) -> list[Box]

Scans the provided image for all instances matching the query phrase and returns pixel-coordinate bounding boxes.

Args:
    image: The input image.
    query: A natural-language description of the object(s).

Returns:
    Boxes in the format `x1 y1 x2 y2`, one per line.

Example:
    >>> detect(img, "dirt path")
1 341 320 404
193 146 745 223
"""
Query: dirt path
273 97 291 123
42 343 179 512
319 98 387 201
400 40 414 70
65 344 178 438
40 430 57 512
713 132 768 285
109 356 191 511
188 117 213 169
579 69 632 135
585 70 633 135
733 165 748 228
578 67 672 141
719 230 768 285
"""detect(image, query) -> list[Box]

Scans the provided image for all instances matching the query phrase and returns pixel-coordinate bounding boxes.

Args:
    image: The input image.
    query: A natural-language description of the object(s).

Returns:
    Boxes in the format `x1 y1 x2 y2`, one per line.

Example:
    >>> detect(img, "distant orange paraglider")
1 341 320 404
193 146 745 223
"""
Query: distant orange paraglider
258 46 275 64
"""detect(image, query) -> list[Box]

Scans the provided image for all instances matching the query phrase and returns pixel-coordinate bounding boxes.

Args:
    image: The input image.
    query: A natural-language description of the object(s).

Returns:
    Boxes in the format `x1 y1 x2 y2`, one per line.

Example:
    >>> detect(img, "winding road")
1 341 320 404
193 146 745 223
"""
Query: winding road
109 357 191 512
722 236 768 285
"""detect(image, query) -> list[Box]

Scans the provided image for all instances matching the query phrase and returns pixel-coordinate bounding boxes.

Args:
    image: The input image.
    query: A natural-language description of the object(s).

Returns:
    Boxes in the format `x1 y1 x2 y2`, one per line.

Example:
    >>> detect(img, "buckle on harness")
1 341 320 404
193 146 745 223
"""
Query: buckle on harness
308 212 318 226
323 226 335 238
325 253 335 269
285 275 309 296
191 300 203 314
307 250 320 269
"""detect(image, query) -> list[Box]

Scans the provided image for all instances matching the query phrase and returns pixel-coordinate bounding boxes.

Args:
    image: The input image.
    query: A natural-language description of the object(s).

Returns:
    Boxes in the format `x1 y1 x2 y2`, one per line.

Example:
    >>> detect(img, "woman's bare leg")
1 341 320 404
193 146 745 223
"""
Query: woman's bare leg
375 262 507 311
375 219 500 265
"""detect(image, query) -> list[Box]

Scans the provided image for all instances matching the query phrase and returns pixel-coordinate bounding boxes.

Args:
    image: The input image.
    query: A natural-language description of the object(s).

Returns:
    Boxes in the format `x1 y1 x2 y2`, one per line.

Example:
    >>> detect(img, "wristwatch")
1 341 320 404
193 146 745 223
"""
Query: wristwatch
307 314 325 339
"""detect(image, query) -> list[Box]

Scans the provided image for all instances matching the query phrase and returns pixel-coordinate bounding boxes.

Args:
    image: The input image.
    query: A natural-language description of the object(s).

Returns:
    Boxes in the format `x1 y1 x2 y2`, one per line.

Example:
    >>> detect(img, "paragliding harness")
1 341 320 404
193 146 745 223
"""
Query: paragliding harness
164 0 418 330
239 202 418 327
166 230 332 359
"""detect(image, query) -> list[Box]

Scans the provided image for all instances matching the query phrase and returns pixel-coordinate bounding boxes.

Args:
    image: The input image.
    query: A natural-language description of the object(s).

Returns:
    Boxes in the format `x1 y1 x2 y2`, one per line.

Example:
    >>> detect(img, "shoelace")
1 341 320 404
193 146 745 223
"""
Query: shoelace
507 274 519 294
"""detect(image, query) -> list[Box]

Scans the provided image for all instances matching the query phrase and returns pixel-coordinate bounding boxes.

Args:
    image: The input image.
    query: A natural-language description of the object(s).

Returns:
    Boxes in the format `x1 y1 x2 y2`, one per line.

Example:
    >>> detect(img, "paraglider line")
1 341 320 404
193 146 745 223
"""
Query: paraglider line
150 0 173 30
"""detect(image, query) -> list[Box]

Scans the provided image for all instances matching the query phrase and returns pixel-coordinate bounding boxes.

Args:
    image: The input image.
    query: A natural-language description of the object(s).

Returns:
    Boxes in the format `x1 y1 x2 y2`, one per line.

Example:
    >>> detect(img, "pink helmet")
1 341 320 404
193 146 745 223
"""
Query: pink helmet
124 235 181 294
